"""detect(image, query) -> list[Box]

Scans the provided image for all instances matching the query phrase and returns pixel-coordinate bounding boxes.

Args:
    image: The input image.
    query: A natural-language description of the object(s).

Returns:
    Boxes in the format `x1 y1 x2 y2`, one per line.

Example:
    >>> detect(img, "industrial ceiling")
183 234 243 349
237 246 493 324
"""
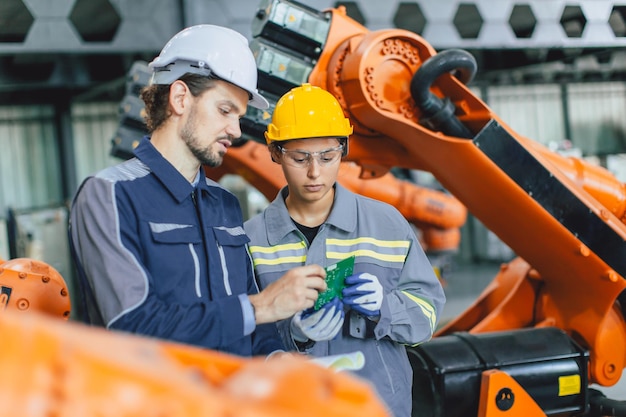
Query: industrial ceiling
1 0 626 105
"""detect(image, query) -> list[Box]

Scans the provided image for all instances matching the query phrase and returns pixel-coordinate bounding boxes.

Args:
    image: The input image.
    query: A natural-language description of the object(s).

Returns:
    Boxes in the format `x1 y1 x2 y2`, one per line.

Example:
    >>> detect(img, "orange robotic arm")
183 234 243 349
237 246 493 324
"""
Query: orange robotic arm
0 309 390 417
0 257 70 319
309 5 626 387
249 1 626 413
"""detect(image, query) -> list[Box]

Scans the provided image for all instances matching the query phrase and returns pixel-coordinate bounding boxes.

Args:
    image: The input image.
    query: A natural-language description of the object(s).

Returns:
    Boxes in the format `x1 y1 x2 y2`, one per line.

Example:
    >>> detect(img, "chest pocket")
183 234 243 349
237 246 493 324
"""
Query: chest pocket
148 222 202 297
150 223 202 244
212 226 250 296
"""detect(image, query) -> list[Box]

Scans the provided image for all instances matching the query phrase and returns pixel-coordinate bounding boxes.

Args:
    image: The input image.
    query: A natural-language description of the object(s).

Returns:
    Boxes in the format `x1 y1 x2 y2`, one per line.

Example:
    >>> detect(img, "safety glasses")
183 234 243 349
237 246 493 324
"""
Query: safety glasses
278 144 344 168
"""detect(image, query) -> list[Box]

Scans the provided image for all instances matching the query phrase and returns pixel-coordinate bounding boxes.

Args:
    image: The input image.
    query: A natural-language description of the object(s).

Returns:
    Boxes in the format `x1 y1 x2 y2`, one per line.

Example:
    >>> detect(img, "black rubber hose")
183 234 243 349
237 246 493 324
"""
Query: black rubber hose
410 49 477 139
588 388 626 416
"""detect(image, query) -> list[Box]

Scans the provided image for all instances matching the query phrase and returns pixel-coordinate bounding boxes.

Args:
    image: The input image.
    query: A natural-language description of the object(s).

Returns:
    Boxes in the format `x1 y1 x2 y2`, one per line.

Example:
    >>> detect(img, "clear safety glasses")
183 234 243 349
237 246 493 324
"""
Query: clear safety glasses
279 144 344 168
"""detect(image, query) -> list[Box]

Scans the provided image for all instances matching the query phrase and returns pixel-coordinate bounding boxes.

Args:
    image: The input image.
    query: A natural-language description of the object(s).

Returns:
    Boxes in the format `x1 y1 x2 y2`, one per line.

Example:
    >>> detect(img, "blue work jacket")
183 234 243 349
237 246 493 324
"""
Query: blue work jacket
69 136 283 356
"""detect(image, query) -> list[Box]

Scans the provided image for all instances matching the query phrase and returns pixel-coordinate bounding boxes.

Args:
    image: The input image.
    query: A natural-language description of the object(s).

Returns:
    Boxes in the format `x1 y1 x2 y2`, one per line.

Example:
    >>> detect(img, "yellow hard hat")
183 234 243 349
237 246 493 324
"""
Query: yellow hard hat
265 83 353 144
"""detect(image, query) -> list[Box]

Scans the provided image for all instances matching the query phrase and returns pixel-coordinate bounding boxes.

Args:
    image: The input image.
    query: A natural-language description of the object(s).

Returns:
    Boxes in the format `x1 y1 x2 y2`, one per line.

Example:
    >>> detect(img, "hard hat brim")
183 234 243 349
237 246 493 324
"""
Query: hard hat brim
249 90 269 110
148 24 268 110
149 61 269 110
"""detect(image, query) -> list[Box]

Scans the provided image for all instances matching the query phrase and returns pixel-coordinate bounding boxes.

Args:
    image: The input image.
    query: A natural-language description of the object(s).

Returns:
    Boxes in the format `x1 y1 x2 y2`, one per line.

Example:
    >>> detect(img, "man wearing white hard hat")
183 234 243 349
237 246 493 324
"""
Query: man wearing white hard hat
69 25 328 357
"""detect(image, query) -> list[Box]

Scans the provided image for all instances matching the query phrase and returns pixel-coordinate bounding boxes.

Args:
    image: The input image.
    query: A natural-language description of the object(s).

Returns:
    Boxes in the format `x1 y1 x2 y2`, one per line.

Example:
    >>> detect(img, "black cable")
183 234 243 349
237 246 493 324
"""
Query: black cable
410 49 477 139
588 388 626 416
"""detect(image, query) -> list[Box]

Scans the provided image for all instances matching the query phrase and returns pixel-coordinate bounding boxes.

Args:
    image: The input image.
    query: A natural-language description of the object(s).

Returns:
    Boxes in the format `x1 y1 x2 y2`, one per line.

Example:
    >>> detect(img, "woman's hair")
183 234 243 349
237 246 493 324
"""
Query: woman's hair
140 73 218 132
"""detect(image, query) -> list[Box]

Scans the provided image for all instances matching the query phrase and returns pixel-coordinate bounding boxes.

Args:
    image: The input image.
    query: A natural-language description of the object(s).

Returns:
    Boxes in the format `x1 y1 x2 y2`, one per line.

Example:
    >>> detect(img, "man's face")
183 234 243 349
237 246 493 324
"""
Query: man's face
180 80 248 167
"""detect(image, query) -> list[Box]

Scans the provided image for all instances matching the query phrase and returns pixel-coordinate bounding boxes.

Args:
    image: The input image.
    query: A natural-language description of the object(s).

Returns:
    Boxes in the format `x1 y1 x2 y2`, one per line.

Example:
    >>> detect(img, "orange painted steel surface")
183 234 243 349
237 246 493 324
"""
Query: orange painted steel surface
477 370 547 417
0 257 70 319
0 309 390 417
306 5 626 390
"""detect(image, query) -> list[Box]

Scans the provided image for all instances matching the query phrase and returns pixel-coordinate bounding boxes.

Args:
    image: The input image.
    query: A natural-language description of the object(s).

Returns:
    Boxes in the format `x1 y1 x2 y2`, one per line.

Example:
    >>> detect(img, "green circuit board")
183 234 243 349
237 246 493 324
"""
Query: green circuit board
314 256 355 311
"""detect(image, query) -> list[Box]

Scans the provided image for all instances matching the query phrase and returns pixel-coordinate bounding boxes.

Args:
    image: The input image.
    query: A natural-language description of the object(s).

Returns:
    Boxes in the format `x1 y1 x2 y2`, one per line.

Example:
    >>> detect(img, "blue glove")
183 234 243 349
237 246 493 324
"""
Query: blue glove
291 297 344 342
342 273 383 317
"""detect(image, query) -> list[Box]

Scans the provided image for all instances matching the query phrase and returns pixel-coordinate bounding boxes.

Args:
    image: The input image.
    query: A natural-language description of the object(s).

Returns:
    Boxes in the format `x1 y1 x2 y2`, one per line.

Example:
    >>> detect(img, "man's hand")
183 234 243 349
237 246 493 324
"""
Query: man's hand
342 273 383 317
249 265 327 324
291 297 344 342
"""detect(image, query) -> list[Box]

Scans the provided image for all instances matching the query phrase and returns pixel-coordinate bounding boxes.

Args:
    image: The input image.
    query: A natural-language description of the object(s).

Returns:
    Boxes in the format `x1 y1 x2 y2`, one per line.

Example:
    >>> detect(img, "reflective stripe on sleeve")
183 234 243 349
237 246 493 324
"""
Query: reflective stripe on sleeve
401 290 437 333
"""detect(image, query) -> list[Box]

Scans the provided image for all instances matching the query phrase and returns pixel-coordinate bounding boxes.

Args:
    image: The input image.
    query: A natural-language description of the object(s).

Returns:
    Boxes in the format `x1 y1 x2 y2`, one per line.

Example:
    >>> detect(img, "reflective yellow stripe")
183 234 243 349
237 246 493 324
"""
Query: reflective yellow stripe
326 237 409 264
249 241 307 267
327 250 407 263
249 242 306 253
326 237 410 248
252 255 307 266
401 290 437 333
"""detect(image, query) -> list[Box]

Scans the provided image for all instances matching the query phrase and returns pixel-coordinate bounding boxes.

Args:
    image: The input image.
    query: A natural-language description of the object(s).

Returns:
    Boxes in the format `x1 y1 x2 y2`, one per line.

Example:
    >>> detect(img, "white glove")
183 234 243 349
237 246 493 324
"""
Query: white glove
342 273 383 317
291 297 344 342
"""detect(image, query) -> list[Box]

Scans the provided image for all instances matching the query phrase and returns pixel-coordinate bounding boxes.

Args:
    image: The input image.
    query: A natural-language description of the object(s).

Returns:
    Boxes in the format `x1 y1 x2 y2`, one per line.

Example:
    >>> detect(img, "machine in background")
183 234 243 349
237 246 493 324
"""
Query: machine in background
246 1 626 415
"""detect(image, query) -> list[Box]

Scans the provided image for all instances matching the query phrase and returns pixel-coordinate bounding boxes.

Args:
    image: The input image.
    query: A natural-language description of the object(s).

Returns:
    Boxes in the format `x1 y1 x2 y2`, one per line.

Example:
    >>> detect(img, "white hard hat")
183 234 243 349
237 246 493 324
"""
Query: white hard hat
149 24 268 109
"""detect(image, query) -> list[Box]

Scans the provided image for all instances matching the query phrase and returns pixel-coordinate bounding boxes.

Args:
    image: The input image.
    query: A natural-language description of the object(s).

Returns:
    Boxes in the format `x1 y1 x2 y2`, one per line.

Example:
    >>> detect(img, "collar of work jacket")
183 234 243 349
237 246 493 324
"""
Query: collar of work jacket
134 136 216 203
263 183 358 246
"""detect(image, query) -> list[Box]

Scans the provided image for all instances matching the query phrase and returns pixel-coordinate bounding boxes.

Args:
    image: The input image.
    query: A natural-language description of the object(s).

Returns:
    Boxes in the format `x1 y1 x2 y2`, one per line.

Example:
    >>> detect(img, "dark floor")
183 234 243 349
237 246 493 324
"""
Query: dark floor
440 260 626 401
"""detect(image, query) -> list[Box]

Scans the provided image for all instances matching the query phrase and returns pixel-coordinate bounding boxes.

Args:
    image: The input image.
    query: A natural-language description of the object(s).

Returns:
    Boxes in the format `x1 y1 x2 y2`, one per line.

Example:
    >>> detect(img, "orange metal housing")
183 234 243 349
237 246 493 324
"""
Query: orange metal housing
306 5 626 388
0 257 70 319
0 309 390 417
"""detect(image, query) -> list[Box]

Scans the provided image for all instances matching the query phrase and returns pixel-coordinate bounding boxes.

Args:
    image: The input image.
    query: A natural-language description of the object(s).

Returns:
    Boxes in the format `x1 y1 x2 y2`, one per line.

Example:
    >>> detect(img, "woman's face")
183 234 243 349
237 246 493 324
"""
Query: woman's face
278 137 344 205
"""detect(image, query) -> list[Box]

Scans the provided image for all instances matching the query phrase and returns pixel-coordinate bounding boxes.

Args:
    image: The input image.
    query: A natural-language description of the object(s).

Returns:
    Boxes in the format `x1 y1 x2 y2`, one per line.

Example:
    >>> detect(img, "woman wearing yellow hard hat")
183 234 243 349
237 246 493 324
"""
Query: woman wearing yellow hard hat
245 83 445 417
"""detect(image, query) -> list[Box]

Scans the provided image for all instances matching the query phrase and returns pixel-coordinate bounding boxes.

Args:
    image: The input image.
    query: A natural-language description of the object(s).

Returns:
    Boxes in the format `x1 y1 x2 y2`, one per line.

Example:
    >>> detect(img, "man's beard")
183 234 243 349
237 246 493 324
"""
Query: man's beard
181 106 225 168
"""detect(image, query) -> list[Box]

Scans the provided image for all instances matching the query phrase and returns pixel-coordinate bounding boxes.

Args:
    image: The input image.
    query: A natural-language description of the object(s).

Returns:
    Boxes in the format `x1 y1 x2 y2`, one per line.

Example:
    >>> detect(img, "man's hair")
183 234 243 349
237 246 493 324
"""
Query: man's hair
140 73 218 132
